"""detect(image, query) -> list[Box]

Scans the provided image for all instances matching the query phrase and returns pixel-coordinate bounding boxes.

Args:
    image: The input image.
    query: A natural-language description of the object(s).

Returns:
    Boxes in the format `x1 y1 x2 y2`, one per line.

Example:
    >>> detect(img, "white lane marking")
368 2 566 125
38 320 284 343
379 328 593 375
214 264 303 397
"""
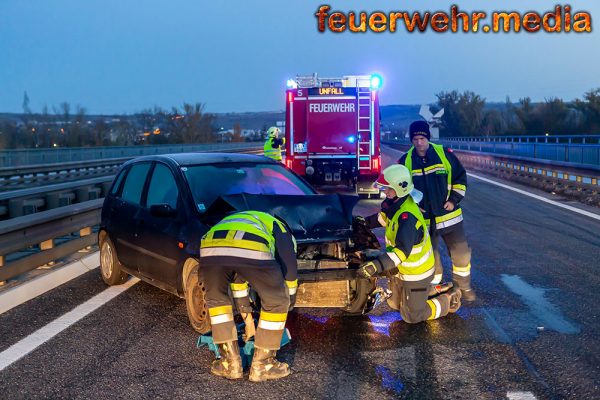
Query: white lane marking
468 173 600 221
0 278 139 372
507 391 537 399
0 252 100 315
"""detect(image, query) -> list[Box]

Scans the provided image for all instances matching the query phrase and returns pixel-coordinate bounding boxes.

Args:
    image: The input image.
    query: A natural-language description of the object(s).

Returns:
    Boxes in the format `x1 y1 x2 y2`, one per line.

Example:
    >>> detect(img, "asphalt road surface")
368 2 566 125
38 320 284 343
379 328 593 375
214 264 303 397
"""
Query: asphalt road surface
1 145 599 399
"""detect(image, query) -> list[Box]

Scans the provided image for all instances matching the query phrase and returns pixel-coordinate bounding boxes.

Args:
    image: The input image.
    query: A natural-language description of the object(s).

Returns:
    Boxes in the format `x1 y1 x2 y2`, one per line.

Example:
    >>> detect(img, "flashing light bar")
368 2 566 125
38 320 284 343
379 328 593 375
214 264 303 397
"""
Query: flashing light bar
286 79 298 89
370 74 383 90
347 135 356 144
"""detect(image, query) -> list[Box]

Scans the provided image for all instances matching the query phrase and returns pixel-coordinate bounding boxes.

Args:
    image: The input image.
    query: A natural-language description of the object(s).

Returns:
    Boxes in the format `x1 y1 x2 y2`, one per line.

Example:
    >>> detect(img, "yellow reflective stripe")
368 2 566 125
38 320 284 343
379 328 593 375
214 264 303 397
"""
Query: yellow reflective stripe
401 247 433 268
435 214 463 230
427 298 442 319
398 267 434 281
378 212 387 227
391 248 407 262
435 209 462 223
386 251 402 266
260 310 288 322
231 282 249 291
209 305 233 317
201 239 270 253
453 263 471 277
452 184 466 191
285 279 298 288
423 163 445 172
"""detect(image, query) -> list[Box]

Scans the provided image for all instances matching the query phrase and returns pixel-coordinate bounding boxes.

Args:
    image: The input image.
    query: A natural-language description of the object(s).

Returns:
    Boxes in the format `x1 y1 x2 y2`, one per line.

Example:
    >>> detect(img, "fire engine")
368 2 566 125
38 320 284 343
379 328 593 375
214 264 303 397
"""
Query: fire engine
284 73 382 197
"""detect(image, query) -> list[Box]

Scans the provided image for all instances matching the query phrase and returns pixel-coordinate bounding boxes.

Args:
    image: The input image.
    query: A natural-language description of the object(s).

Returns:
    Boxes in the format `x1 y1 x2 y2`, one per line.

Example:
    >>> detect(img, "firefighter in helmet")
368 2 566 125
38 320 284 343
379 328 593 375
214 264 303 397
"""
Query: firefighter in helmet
264 126 285 162
357 164 461 323
199 211 297 382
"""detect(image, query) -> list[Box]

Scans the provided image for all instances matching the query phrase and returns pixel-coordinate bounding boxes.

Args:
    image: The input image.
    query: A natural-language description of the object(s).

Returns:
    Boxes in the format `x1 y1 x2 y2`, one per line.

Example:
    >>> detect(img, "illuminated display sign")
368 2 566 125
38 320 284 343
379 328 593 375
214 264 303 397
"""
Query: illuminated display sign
308 87 357 96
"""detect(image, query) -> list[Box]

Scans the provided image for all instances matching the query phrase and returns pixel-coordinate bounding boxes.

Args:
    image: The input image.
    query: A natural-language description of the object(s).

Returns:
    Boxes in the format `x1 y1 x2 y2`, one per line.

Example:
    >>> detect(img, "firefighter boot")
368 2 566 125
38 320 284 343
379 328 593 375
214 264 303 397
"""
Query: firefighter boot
248 347 291 382
210 341 243 380
448 287 462 313
453 279 477 302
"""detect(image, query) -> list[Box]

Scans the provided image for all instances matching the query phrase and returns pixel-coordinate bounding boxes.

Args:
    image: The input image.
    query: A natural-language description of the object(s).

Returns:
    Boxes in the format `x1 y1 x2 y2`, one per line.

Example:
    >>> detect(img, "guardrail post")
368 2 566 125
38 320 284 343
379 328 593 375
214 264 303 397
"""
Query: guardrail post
0 255 4 286
80 227 93 250
40 239 55 267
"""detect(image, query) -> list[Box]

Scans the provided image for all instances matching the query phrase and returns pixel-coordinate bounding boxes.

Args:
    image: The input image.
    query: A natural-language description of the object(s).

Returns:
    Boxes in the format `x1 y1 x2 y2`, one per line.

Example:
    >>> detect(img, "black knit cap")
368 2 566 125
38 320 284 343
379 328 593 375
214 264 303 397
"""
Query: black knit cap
409 120 431 141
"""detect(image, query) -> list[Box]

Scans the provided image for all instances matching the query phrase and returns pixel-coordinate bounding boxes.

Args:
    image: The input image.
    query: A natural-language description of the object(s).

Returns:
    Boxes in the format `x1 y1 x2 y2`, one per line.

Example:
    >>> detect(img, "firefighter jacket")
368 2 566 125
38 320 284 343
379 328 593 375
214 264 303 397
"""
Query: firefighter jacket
264 137 285 161
398 143 467 232
365 196 435 281
200 211 298 287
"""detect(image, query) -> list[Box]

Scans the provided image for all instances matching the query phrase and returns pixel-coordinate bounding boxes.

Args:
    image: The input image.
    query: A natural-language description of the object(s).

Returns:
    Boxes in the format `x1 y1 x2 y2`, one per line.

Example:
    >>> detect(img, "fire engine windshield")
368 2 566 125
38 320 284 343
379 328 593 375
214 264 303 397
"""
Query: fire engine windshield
182 163 315 212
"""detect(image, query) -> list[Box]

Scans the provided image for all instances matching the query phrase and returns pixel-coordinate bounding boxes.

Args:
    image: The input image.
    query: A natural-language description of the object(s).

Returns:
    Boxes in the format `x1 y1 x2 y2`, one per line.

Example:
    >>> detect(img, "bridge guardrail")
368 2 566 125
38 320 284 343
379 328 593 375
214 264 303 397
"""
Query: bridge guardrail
0 199 102 283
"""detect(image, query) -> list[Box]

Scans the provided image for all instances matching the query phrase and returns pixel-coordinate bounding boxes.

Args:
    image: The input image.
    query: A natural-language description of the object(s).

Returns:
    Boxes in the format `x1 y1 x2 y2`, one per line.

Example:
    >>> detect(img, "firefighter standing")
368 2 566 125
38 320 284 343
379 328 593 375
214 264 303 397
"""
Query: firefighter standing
263 126 285 162
357 164 462 323
398 120 476 301
199 211 297 382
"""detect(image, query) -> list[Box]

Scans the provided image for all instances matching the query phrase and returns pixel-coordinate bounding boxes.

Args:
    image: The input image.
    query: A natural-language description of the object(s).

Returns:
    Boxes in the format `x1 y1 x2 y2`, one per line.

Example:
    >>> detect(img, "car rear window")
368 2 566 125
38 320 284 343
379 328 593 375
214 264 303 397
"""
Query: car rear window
182 163 314 212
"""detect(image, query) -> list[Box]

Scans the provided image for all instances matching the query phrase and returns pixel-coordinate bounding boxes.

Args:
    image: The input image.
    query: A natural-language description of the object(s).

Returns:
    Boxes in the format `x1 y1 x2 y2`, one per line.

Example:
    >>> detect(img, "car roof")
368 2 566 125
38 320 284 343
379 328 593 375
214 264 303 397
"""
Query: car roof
123 152 275 167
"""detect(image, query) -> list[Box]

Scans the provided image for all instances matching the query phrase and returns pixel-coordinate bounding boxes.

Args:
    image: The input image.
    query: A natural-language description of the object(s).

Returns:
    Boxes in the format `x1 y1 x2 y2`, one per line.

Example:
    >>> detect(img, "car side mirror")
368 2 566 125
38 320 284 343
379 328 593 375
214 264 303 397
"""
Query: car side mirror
150 204 177 218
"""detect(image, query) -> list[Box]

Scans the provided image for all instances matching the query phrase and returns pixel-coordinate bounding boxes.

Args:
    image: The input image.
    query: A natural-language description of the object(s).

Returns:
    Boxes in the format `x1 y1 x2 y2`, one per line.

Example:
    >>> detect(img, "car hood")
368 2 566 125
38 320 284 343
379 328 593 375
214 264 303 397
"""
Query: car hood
204 193 359 243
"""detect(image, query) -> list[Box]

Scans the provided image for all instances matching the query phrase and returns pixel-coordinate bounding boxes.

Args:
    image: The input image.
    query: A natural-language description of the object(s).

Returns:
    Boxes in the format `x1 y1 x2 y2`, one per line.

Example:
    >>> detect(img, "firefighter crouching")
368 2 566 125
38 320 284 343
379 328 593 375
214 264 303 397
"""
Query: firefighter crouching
263 126 285 162
199 211 297 382
398 120 476 301
357 165 462 323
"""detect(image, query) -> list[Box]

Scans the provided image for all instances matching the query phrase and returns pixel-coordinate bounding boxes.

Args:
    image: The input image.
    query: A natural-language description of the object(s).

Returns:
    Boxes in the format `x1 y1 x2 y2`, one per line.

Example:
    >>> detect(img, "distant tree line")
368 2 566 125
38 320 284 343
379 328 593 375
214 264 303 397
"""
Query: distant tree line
0 100 219 149
434 88 600 137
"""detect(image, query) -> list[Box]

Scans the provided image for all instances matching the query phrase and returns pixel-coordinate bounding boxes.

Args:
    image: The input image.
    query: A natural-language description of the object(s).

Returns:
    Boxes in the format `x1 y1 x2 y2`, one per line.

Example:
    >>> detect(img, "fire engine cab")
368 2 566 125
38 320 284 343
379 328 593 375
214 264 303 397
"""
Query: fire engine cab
284 74 382 197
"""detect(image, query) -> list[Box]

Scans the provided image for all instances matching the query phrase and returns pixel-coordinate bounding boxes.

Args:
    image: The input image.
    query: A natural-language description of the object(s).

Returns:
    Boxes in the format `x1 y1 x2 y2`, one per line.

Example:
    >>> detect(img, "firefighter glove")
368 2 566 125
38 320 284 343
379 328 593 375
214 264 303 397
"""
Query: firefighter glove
285 280 298 311
357 259 384 278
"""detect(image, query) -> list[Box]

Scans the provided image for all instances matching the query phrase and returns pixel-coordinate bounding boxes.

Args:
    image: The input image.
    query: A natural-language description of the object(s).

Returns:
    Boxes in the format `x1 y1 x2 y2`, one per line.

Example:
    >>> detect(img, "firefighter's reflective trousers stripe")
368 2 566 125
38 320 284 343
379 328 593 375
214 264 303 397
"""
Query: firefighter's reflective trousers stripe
199 261 290 349
430 222 472 289
230 276 253 314
387 275 452 323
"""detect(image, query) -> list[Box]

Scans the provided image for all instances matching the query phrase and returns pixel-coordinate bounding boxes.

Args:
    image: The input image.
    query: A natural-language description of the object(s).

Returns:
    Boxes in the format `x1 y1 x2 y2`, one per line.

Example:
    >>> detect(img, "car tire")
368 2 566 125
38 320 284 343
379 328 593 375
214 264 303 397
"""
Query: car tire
343 278 376 315
99 236 128 286
185 264 211 334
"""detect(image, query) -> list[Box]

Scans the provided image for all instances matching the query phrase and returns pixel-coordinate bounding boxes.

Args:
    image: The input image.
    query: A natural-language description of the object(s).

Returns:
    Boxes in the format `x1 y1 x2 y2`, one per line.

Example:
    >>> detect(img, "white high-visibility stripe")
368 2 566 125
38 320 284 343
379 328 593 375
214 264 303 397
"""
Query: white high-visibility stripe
201 247 274 260
0 277 139 372
409 243 424 255
386 251 402 266
452 189 466 196
453 270 471 277
436 214 463 230
507 391 537 400
432 298 442 319
234 230 245 240
210 313 234 325
431 274 443 284
401 248 433 268
377 213 387 227
469 173 600 222
258 320 286 331
232 289 250 298
398 268 434 282
288 287 297 295
423 167 445 175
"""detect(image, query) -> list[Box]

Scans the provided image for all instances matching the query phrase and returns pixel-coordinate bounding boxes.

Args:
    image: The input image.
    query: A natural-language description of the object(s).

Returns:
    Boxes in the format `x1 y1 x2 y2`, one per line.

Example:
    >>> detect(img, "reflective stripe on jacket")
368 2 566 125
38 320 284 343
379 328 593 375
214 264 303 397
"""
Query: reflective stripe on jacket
383 196 435 280
402 143 465 231
200 211 290 261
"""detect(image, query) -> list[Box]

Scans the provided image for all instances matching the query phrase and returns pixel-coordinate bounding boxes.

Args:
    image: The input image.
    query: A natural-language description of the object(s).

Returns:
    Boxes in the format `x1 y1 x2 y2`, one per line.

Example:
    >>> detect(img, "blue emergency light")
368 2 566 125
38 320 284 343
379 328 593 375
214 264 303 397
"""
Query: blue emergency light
286 79 297 89
347 135 356 144
370 74 383 90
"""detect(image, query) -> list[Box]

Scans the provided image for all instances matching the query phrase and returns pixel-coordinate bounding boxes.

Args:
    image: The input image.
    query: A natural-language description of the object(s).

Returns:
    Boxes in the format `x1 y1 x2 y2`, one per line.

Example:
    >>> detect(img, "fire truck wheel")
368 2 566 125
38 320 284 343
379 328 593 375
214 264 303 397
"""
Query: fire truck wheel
344 278 377 315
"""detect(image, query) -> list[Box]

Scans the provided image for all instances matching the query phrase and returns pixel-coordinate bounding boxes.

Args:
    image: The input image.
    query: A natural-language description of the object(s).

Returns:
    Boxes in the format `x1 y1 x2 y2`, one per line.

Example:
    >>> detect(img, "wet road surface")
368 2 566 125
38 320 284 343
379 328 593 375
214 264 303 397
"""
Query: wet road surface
0 145 599 399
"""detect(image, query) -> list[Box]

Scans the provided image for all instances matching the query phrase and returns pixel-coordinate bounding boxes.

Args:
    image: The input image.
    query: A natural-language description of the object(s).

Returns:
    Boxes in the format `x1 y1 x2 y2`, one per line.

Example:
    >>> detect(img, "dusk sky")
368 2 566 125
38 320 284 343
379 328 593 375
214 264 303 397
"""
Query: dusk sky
1 0 599 114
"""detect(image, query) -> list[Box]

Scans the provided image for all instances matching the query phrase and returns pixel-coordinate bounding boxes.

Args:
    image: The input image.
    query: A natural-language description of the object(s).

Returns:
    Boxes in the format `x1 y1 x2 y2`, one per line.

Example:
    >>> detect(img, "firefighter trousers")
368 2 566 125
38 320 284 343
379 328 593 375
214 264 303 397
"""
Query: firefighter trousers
430 222 472 289
199 260 290 350
387 275 452 323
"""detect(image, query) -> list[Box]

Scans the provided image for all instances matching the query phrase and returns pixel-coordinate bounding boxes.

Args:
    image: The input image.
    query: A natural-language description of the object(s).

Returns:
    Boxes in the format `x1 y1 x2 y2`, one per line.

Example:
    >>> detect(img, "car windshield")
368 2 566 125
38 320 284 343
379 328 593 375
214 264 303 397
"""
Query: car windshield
182 163 315 212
